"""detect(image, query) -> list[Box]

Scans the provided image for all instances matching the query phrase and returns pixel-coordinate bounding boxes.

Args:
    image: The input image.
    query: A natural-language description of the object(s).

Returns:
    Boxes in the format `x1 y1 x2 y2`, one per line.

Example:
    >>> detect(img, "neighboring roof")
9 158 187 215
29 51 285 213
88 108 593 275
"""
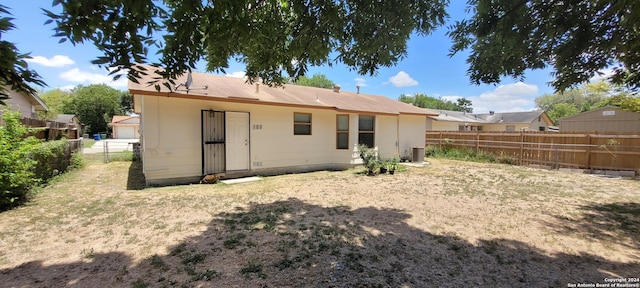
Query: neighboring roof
128 66 436 116
110 115 140 125
558 105 640 122
478 110 547 124
428 109 551 125
55 114 76 123
30 93 49 112
426 109 486 123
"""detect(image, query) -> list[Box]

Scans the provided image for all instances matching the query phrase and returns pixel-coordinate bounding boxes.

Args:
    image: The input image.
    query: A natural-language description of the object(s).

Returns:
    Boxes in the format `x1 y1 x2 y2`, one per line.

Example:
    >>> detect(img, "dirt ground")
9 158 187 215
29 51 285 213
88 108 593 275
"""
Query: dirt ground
0 157 639 287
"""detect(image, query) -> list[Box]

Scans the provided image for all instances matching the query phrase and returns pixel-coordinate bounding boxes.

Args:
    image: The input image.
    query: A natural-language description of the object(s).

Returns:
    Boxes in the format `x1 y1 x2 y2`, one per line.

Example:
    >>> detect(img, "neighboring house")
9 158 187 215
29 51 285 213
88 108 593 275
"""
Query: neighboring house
55 114 83 139
426 109 554 132
129 67 436 185
109 115 140 139
1 86 48 119
558 106 640 133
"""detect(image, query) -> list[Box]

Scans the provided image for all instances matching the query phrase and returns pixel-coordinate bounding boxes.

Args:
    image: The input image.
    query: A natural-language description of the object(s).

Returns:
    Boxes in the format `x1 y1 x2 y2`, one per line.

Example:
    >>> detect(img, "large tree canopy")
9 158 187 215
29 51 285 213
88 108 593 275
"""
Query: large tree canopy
294 74 336 89
63 84 127 135
399 93 473 112
43 0 448 89
448 0 640 92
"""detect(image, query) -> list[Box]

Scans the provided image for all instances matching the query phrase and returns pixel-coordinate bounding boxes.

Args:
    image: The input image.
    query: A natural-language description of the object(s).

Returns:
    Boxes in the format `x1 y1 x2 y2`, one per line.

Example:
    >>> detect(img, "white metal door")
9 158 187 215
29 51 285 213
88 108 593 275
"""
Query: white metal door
225 112 249 171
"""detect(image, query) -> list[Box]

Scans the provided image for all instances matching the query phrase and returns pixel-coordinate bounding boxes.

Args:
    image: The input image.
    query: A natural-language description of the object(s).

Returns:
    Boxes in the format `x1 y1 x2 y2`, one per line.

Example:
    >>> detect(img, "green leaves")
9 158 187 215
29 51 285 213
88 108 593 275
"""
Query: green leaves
294 74 336 89
64 84 127 134
448 0 640 92
399 93 473 112
44 0 448 87
0 4 46 102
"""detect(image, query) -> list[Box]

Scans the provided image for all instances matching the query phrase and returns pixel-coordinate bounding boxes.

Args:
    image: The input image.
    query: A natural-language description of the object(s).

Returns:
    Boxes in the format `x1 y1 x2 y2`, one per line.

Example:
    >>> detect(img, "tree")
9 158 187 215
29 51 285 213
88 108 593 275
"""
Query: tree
399 93 472 112
294 74 335 89
456 98 473 113
0 5 45 103
37 89 73 120
534 81 639 124
63 85 125 134
545 103 580 125
42 0 447 89
448 0 640 92
120 91 134 115
601 94 640 112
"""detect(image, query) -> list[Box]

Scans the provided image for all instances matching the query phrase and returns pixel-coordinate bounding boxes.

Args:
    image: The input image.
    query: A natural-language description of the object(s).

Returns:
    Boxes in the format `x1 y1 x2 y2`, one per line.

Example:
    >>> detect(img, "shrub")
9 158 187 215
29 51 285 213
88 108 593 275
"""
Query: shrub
0 111 40 209
357 144 380 175
1 110 80 211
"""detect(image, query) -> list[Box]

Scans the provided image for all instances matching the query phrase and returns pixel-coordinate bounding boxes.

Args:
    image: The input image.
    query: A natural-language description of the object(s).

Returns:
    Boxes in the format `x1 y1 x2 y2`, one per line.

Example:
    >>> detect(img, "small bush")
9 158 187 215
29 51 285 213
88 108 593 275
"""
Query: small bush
357 144 380 175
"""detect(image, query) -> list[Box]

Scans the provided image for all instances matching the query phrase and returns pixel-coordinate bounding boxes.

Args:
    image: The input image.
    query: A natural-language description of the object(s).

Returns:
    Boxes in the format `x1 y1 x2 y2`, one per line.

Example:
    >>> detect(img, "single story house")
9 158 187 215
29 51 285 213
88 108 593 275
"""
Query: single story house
426 109 554 132
1 86 48 120
129 67 436 185
558 106 640 133
109 115 140 139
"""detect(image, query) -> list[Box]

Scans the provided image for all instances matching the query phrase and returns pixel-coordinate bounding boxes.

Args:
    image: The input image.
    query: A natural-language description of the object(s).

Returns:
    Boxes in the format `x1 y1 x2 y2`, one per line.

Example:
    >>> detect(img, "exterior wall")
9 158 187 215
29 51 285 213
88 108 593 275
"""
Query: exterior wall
482 123 531 131
4 89 34 118
426 119 462 131
376 115 398 159
527 116 550 131
559 107 640 133
398 115 427 159
139 95 424 184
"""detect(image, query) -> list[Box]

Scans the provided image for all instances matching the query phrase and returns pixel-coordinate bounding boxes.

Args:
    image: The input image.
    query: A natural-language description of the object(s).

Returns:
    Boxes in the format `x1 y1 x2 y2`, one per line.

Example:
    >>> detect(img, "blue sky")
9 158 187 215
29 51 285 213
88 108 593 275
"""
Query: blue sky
6 1 562 113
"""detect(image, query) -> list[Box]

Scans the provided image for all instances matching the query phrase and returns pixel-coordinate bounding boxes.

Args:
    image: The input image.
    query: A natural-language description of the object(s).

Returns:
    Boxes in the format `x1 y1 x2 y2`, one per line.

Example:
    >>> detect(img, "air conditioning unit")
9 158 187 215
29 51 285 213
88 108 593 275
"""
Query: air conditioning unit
412 147 425 163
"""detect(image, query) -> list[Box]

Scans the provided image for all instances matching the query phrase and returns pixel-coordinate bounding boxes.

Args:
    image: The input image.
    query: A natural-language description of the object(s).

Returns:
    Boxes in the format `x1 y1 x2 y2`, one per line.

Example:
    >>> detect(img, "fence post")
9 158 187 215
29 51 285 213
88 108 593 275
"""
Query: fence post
585 134 591 170
519 132 524 165
103 141 109 163
554 144 559 169
475 132 480 153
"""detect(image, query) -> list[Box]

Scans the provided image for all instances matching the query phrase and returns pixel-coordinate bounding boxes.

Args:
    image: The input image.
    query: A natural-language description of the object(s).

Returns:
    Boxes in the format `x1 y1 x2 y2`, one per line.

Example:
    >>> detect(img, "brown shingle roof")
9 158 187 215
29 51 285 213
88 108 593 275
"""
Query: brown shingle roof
128 66 436 116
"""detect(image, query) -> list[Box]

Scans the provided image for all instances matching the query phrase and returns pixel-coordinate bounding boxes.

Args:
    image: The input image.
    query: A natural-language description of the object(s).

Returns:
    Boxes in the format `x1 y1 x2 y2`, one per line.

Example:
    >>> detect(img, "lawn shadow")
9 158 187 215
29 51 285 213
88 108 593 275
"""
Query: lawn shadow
126 159 145 190
2 198 638 287
544 202 640 250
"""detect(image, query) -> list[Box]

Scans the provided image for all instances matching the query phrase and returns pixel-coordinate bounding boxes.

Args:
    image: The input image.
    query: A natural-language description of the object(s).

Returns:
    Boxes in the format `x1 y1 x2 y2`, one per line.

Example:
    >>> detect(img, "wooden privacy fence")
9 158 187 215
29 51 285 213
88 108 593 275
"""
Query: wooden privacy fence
425 131 640 172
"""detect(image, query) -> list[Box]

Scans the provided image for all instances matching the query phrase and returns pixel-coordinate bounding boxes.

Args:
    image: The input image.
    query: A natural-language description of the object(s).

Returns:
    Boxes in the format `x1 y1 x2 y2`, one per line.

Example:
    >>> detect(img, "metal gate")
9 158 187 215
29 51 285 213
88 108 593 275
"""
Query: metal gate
201 110 225 175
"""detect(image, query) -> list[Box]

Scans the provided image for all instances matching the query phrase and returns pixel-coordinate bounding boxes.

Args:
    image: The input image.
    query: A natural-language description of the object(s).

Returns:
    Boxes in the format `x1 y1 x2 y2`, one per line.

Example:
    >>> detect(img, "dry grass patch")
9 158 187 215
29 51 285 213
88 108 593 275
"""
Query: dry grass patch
0 157 638 287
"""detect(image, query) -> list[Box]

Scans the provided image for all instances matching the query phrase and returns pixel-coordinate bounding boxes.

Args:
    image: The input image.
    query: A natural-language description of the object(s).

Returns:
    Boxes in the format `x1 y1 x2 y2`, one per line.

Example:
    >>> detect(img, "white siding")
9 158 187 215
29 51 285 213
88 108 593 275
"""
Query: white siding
138 95 428 183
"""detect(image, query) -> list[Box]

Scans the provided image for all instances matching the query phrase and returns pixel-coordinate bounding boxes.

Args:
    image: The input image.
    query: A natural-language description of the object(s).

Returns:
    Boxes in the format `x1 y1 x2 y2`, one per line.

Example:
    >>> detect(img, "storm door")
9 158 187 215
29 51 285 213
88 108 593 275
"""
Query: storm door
201 110 225 175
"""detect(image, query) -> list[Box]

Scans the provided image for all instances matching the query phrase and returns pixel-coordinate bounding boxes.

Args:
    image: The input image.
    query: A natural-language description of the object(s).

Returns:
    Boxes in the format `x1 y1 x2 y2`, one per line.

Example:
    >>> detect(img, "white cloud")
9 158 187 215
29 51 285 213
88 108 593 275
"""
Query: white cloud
58 85 76 92
59 68 128 89
590 68 615 82
388 71 418 87
440 95 461 103
26 55 75 67
354 78 367 87
465 82 539 113
225 71 246 78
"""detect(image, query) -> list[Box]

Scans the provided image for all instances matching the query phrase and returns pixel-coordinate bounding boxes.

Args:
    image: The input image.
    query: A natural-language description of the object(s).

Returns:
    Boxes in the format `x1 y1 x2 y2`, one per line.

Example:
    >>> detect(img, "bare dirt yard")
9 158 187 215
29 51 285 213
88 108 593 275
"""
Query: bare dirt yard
0 156 639 287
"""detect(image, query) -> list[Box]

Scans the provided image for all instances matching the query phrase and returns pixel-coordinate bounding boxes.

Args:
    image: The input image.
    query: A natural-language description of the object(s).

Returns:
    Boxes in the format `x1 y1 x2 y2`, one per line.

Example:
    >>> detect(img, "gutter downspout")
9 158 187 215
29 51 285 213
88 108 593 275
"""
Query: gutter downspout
396 115 400 156
141 95 148 186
